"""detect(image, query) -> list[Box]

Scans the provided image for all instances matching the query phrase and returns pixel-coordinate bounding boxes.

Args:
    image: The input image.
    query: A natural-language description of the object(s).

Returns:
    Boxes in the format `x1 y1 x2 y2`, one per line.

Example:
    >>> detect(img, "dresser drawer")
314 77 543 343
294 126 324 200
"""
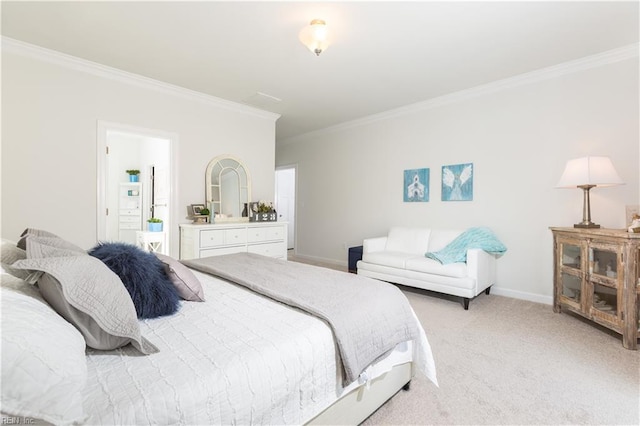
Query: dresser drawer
119 222 141 230
119 209 141 216
265 226 285 241
200 246 246 257
119 215 141 223
224 228 247 245
200 230 225 247
248 242 286 258
201 228 247 248
248 225 285 243
247 227 267 243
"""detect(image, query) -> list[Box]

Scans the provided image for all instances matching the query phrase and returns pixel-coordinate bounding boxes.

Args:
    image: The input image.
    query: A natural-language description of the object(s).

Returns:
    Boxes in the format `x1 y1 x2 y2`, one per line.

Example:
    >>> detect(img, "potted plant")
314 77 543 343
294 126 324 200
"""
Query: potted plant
147 217 163 232
126 169 140 182
250 201 277 222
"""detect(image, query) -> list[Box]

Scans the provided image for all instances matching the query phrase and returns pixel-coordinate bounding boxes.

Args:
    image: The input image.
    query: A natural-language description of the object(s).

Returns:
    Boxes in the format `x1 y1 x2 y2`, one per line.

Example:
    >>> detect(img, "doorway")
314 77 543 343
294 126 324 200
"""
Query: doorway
275 166 296 250
97 121 178 255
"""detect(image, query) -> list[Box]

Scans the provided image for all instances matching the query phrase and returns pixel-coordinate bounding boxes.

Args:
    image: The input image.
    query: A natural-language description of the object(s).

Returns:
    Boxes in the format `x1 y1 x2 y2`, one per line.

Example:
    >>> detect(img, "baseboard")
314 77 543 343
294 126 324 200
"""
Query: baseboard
491 286 553 305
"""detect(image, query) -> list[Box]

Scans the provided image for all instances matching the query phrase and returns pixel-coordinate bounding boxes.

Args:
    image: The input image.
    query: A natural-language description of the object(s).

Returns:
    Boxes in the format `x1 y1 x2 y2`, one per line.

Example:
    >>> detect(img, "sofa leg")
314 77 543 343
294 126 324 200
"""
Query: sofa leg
402 381 411 391
463 298 470 310
485 286 492 295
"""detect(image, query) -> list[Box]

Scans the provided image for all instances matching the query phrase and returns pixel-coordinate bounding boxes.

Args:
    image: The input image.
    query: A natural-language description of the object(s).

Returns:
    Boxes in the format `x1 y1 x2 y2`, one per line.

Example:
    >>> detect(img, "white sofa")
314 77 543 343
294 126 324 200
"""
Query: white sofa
356 227 498 309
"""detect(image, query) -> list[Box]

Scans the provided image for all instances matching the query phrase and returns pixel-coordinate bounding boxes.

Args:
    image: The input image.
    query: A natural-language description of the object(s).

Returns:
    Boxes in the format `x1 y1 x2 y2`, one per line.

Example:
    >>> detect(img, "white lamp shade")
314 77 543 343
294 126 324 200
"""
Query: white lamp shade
556 156 624 188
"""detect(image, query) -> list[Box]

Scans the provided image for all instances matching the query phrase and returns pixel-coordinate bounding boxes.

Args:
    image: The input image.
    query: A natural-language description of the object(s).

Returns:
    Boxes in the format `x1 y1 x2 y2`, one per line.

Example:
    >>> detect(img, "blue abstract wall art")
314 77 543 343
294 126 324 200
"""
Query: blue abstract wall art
404 168 429 202
442 163 473 201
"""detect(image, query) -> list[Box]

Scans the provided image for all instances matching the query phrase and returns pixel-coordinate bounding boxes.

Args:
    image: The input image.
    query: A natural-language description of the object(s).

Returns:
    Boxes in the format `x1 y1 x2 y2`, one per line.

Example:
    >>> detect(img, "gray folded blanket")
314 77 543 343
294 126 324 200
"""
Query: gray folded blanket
183 252 420 385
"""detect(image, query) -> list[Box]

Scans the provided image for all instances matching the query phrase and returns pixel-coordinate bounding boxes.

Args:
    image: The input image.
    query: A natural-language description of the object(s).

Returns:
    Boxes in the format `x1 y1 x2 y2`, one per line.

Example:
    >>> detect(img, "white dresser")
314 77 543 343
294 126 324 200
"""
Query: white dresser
179 222 288 260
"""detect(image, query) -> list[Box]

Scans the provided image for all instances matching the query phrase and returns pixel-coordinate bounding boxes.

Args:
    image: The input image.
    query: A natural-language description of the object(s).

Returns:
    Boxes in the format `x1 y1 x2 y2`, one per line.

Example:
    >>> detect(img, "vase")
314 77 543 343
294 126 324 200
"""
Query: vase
148 222 163 232
129 174 139 182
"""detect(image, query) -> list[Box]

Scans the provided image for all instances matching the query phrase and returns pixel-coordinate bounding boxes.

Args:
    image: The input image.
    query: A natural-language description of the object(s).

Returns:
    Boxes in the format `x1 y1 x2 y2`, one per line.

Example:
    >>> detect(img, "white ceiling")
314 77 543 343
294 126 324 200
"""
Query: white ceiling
2 1 638 142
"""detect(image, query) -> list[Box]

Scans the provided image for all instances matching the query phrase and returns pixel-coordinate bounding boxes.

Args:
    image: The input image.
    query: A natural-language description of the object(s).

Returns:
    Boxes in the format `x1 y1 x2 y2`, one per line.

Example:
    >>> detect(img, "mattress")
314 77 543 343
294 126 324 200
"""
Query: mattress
82 270 435 425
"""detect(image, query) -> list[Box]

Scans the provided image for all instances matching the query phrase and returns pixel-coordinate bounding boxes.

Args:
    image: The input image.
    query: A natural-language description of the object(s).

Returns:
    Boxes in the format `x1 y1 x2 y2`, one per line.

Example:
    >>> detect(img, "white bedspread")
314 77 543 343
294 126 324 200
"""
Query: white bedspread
82 270 436 425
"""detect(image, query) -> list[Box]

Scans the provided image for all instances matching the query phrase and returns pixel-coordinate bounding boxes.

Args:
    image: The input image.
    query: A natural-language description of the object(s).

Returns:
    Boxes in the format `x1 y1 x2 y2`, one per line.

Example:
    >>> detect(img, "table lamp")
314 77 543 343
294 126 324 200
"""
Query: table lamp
556 156 624 228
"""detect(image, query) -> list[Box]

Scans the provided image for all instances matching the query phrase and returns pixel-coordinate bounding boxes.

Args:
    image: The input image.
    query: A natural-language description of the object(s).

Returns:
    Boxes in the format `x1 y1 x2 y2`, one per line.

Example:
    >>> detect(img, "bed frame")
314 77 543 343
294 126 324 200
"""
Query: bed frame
305 362 413 425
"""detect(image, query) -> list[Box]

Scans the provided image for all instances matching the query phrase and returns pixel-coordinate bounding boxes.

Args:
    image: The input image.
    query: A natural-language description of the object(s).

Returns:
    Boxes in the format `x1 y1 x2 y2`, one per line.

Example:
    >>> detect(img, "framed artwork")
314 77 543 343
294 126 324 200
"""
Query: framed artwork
442 163 473 201
403 168 429 202
248 202 260 220
190 204 206 215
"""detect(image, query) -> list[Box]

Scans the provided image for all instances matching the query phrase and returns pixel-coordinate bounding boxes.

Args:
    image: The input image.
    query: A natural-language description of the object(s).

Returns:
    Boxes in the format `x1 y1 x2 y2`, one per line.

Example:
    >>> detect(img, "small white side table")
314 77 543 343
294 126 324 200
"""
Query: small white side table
136 231 166 254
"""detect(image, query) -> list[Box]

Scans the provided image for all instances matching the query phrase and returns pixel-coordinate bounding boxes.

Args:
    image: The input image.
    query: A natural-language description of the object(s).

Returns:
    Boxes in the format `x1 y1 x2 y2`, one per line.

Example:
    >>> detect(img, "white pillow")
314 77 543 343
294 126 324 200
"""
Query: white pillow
0 239 29 280
0 279 88 425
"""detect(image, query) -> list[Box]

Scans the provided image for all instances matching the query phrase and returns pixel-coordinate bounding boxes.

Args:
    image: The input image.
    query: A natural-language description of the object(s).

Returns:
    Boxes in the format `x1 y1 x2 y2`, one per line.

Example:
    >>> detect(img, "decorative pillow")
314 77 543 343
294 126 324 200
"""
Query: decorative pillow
1 285 88 425
12 239 158 355
155 253 205 302
89 242 180 319
17 228 85 253
0 270 41 299
0 239 29 279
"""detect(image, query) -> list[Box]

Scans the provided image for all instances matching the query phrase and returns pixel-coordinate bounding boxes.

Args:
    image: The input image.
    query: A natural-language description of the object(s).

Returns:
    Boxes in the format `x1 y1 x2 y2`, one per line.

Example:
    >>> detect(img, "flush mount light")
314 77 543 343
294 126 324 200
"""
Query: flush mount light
299 19 330 56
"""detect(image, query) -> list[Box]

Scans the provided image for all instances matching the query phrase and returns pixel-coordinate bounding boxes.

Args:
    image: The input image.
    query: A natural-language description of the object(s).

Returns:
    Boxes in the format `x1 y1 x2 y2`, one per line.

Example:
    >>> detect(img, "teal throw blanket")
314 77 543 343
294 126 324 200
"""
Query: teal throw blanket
425 227 507 264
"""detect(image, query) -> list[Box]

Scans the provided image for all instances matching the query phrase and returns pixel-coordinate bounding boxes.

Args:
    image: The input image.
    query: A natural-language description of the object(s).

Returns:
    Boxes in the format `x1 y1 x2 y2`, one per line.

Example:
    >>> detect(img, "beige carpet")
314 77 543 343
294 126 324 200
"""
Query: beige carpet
287 255 639 424
363 287 640 425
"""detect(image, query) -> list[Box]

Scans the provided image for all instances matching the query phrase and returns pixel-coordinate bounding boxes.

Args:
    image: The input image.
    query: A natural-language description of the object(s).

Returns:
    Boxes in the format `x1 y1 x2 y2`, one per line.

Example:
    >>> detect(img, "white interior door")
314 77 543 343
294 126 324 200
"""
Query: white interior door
275 166 296 250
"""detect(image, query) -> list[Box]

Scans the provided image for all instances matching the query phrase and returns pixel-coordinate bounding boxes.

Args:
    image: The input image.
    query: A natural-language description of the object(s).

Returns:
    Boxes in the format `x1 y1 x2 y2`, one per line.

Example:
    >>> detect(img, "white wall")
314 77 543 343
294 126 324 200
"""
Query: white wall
276 54 639 302
1 43 278 256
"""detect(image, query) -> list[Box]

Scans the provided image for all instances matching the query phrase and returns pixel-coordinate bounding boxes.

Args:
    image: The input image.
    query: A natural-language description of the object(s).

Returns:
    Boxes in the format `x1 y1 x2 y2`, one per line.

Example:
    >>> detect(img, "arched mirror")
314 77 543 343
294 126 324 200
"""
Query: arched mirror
205 155 251 222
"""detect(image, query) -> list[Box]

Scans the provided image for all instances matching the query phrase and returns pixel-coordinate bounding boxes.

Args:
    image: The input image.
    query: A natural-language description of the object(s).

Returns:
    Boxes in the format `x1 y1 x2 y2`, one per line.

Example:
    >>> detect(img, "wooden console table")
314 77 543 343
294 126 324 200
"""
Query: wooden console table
550 227 640 349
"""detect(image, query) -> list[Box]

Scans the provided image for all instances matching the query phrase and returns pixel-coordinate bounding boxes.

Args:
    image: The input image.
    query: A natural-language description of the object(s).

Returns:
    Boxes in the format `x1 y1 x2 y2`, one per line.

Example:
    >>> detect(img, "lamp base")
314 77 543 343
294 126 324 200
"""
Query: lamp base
574 222 600 229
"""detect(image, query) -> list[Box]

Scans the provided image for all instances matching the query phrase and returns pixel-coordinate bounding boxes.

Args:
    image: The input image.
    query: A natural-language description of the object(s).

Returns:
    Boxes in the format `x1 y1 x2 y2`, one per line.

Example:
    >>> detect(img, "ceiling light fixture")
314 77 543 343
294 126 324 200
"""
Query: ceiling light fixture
299 19 330 56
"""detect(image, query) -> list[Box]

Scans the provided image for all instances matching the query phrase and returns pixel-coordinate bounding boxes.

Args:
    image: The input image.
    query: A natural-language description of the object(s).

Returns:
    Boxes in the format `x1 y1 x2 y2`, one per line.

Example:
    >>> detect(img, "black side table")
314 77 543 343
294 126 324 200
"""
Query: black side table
348 245 363 274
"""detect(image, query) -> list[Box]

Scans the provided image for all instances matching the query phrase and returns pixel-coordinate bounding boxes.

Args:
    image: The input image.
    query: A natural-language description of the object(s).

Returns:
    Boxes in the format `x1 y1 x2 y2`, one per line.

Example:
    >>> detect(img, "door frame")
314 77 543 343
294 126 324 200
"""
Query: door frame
275 164 297 252
96 120 179 254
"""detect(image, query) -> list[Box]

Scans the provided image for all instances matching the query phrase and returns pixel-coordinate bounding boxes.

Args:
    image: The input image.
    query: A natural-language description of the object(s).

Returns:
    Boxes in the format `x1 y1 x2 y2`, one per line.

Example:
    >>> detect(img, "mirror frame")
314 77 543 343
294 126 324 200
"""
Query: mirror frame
205 155 251 222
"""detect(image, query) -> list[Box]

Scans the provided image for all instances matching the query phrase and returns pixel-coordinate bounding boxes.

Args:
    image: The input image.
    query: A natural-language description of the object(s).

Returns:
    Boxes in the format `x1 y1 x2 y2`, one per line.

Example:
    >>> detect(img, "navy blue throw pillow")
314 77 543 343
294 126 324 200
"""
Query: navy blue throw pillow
88 242 180 319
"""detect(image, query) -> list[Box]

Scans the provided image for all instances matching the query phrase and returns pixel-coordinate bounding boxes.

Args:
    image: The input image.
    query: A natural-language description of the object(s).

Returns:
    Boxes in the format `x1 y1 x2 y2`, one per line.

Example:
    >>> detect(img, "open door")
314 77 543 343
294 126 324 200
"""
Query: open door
97 121 178 256
275 166 296 250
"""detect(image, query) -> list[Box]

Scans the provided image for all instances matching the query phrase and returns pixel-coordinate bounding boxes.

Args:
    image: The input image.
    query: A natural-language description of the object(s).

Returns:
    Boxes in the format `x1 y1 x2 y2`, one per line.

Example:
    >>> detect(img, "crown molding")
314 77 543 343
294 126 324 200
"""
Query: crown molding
279 43 639 146
1 37 281 122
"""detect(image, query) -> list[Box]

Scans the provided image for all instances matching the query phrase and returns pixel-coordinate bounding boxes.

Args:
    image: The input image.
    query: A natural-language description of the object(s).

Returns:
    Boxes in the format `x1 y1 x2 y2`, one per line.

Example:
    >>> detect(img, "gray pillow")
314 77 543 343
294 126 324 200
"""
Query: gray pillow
17 228 85 253
13 239 158 355
155 253 205 302
22 235 86 258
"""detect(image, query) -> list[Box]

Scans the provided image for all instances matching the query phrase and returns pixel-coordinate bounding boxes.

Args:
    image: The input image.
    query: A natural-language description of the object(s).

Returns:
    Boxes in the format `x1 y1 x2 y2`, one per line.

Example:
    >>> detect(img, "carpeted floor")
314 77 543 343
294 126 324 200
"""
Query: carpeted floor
287 254 639 425
363 287 640 425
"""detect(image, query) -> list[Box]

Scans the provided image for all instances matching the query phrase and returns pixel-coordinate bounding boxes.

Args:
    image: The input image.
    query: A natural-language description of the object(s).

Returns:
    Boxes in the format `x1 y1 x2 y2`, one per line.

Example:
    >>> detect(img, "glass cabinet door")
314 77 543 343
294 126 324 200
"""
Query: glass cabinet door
558 240 583 308
589 246 618 278
561 243 582 270
560 273 581 304
588 245 620 322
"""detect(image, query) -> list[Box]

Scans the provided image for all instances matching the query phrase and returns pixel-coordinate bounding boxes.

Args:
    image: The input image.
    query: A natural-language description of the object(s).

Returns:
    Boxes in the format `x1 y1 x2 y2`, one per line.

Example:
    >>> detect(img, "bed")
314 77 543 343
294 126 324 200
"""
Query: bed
1 231 437 425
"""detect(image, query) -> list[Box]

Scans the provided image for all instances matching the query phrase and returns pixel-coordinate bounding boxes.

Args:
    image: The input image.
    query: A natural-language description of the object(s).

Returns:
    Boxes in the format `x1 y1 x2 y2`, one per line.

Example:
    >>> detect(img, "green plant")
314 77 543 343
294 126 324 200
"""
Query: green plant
147 217 163 223
257 201 273 213
199 208 210 216
126 169 140 175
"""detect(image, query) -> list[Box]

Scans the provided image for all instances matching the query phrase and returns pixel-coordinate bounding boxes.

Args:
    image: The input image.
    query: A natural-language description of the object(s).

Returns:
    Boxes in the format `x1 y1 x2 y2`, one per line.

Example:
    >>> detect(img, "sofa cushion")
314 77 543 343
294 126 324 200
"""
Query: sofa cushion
427 229 464 252
385 227 431 255
405 256 468 278
362 251 416 269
